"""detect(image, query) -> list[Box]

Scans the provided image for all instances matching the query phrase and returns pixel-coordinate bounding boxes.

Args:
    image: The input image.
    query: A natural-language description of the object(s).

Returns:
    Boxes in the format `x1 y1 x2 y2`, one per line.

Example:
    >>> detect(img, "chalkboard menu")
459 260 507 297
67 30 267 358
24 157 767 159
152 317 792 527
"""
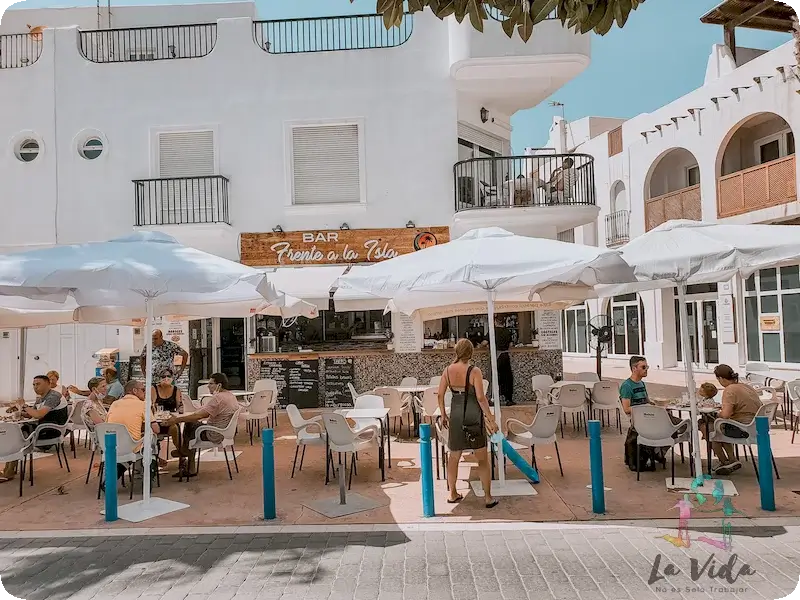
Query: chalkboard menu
258 359 319 409
324 357 355 406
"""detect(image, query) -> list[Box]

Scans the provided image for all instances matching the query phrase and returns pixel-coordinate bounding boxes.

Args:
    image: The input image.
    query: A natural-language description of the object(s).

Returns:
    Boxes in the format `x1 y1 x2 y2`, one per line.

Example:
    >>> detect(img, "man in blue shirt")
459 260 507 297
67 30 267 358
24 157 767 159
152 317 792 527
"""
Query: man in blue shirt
621 355 657 471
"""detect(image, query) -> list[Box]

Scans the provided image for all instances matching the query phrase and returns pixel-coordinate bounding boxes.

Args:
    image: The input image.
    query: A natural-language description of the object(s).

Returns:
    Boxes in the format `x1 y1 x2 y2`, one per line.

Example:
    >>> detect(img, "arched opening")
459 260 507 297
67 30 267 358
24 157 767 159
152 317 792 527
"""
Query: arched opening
717 112 795 218
643 148 702 231
604 294 645 357
561 302 590 354
606 180 629 246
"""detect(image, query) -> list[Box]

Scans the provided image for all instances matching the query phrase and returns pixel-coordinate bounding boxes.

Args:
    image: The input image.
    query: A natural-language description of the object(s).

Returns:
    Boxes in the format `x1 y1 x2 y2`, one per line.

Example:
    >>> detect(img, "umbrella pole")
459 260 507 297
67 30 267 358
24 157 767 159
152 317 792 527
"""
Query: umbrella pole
17 327 27 400
143 298 154 504
676 283 704 481
486 290 505 483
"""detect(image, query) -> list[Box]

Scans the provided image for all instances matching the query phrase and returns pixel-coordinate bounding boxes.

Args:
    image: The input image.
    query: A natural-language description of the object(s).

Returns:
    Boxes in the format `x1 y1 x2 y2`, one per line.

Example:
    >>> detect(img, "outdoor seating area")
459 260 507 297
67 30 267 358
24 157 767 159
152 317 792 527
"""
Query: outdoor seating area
0 372 799 531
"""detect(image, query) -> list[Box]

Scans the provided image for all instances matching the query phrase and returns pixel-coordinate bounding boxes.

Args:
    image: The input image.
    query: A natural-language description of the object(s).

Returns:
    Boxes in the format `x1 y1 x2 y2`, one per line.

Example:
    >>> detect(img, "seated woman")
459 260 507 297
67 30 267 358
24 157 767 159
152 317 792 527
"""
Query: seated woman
81 376 108 428
151 369 184 468
699 365 762 476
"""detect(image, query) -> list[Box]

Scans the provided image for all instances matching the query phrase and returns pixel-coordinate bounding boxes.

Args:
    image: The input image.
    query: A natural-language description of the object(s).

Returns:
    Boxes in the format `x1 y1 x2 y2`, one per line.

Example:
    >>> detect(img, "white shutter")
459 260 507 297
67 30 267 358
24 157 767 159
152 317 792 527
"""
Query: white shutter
457 123 505 154
158 130 215 178
292 124 361 205
557 229 575 243
155 130 216 224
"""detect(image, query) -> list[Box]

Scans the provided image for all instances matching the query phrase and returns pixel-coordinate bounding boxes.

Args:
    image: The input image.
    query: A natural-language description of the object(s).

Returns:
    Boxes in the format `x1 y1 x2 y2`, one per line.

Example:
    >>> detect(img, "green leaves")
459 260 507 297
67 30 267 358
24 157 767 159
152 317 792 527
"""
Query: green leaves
368 0 645 40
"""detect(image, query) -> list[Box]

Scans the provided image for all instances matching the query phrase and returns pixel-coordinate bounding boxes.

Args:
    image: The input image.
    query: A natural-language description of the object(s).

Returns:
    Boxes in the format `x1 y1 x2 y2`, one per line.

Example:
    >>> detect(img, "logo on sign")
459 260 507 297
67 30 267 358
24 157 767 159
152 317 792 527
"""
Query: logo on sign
413 231 438 251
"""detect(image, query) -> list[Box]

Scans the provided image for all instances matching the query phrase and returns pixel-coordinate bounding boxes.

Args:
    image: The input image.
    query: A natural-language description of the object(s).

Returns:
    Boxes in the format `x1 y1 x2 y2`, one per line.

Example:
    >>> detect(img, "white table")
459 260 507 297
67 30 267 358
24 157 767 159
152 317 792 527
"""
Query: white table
550 380 599 390
336 407 391 481
747 371 791 390
391 385 434 435
200 390 254 404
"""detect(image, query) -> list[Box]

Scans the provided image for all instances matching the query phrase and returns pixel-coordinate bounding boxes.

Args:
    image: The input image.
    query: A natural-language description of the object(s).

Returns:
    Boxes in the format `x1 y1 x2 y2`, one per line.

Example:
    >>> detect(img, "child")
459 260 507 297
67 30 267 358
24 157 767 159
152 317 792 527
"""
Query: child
698 382 719 404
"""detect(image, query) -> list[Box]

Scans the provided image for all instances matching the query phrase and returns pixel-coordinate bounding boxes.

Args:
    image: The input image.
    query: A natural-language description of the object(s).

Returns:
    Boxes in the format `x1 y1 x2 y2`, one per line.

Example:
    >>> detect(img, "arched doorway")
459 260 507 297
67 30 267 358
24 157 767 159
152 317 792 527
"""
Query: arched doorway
606 180 629 246
643 148 702 231
717 112 795 218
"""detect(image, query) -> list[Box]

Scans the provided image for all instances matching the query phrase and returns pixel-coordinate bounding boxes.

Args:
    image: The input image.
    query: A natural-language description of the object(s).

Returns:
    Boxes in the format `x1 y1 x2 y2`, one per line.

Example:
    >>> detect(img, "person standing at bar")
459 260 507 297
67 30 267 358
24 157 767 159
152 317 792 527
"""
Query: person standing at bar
494 315 515 406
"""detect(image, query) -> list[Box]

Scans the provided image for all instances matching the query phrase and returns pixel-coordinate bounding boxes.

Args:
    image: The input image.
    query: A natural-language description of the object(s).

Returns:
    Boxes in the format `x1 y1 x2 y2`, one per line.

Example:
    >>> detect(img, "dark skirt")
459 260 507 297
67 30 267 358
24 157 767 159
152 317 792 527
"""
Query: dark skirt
448 393 486 451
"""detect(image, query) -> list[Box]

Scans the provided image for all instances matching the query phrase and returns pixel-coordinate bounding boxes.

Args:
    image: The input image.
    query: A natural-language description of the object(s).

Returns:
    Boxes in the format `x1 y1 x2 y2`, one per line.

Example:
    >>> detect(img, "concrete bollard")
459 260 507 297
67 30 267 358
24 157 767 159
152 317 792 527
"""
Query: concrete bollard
755 416 775 512
104 432 118 522
420 423 435 517
588 420 605 515
262 428 276 520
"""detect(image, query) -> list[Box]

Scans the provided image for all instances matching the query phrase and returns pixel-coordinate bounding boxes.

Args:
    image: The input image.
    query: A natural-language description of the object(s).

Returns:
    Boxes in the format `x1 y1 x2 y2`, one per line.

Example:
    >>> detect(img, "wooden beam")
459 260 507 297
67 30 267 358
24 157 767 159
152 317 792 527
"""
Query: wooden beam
724 25 737 62
728 0 777 28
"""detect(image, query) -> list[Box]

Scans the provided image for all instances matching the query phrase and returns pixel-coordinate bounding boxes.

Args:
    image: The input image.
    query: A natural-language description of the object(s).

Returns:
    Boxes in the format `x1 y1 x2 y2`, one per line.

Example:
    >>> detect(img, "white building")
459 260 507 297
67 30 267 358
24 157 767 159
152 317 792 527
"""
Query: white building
540 1 800 380
0 2 594 398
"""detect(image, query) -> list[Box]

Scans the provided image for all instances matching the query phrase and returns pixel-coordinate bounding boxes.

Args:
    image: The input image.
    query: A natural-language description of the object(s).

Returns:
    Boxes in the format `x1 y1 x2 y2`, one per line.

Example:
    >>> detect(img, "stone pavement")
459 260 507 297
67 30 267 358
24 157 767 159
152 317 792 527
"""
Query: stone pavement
2 523 799 600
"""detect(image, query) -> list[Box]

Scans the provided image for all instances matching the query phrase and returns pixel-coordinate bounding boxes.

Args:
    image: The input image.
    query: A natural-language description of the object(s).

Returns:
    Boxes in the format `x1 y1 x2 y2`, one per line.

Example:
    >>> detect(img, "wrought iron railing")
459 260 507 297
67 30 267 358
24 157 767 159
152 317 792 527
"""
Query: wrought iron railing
133 176 230 226
605 210 630 247
79 23 217 63
0 33 44 69
454 153 596 211
487 6 559 21
253 13 413 54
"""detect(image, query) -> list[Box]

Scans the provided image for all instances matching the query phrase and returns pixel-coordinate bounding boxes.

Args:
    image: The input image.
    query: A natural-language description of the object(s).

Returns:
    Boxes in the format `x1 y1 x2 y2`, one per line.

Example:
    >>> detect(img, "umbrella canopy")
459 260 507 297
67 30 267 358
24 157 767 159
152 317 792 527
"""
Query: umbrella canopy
597 219 800 483
337 227 636 489
336 227 635 315
0 231 289 509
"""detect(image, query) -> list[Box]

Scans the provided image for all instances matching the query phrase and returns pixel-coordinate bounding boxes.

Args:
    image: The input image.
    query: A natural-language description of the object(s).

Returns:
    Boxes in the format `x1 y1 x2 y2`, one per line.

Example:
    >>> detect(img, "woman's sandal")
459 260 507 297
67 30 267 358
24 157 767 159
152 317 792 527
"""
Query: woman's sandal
485 500 499 509
446 494 464 504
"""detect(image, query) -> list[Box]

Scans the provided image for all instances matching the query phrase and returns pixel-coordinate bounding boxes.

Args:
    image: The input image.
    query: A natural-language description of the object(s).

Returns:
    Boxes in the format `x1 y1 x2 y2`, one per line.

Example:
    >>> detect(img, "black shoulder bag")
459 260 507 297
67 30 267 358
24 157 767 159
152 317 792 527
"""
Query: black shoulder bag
461 365 484 444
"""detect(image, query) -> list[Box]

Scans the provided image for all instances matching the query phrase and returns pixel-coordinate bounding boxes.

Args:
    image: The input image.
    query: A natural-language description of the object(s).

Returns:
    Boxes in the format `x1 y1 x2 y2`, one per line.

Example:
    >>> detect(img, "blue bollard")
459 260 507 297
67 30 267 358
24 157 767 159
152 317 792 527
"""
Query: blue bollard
588 420 605 515
104 432 118 522
755 416 775 512
420 424 435 517
262 428 277 520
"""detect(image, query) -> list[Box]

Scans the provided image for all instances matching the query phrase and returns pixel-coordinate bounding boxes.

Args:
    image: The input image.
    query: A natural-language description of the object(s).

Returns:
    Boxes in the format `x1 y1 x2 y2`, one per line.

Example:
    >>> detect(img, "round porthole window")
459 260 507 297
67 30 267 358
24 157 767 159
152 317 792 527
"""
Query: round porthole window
80 137 104 160
16 139 40 162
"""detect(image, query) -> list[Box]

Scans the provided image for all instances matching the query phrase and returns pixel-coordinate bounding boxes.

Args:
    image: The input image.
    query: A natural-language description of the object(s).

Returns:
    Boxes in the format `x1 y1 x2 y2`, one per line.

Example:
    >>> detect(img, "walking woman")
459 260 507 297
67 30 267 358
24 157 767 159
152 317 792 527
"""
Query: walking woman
436 339 499 508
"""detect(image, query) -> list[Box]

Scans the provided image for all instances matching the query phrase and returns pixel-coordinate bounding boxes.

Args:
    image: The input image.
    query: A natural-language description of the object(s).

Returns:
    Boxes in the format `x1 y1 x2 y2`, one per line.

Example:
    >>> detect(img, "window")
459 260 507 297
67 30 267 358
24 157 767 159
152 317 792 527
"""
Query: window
744 265 800 363
755 130 795 165
687 165 700 187
562 304 589 354
16 139 40 163
557 229 575 243
129 51 155 61
291 123 362 205
79 137 104 160
154 129 216 224
157 130 215 177
607 294 644 356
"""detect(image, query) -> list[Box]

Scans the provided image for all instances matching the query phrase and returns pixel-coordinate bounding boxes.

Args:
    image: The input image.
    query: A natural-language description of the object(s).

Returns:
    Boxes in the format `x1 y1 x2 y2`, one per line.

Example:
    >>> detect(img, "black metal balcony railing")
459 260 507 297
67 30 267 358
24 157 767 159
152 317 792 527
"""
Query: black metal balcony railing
0 33 44 69
605 209 630 247
134 176 230 226
253 14 413 54
79 24 217 63
454 153 596 211
487 6 559 21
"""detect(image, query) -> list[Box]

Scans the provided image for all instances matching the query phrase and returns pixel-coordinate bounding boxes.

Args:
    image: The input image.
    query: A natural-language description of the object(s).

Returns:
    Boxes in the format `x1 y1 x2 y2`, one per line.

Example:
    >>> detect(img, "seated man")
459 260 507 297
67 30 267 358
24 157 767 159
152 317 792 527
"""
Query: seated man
531 157 576 204
620 356 658 472
166 372 239 477
107 380 160 482
1 375 69 482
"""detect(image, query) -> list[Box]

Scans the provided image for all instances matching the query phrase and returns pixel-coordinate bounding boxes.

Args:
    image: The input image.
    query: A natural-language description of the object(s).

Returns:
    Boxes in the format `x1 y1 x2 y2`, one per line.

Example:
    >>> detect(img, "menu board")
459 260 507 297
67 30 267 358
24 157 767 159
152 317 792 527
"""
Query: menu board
536 310 562 350
324 357 355 406
258 359 319 409
392 311 422 353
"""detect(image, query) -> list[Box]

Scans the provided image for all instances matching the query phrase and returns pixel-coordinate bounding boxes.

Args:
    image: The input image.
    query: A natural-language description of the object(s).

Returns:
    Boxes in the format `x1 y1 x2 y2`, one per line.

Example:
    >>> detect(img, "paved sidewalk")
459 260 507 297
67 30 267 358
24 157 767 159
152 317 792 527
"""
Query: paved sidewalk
1 523 799 600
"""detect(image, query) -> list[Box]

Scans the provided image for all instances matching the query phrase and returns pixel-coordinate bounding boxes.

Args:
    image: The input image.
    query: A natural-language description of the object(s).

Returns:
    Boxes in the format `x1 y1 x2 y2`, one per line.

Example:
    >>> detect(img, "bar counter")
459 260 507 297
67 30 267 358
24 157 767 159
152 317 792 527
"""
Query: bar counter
246 347 562 408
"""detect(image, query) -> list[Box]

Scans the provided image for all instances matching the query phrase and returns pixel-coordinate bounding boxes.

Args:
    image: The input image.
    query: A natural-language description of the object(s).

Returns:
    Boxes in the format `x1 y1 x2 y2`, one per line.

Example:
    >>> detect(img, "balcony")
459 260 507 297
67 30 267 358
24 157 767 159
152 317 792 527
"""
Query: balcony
451 153 599 239
605 210 630 247
0 33 44 69
78 24 217 63
252 14 413 54
449 13 590 113
133 176 230 226
644 185 701 231
718 155 797 218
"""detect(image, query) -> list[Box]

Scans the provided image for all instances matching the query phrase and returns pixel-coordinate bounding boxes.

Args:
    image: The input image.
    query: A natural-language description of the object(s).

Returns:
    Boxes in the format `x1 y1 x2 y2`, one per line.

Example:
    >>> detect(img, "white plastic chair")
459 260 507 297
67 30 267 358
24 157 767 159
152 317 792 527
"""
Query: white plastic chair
253 378 278 394
787 380 800 443
591 381 623 433
67 399 87 457
552 383 588 437
414 386 440 427
631 405 691 484
321 412 380 489
375 387 411 436
192 384 211 410
433 418 478 486
745 362 770 386
286 404 328 479
506 404 563 476
711 401 781 481
187 407 242 480
399 377 418 387
429 376 442 387
576 372 600 383
94 423 143 500
352 394 386 432
241 390 277 445
30 401 72 475
0 423 34 497
532 374 556 406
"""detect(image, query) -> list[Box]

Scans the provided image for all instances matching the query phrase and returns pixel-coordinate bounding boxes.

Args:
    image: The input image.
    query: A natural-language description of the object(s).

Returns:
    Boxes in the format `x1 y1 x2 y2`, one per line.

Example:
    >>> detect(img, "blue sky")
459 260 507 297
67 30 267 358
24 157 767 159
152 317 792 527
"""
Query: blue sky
7 0 792 149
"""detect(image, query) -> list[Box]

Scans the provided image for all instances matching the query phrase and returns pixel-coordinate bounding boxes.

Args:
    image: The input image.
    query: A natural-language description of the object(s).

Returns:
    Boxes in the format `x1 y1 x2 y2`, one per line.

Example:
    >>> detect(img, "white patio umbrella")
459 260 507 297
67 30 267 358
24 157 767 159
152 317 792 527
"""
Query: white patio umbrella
337 227 636 494
0 231 285 520
596 219 800 482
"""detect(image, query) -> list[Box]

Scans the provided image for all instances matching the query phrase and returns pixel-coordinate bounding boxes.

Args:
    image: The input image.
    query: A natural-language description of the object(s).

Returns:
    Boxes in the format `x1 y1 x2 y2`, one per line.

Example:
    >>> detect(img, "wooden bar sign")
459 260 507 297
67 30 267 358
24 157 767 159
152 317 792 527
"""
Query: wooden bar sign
240 227 450 266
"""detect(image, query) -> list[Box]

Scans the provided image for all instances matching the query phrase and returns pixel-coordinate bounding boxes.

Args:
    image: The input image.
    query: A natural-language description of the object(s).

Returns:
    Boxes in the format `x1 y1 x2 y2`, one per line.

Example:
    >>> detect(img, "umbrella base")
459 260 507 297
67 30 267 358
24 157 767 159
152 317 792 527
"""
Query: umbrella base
665 477 739 496
101 497 190 523
470 479 537 497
